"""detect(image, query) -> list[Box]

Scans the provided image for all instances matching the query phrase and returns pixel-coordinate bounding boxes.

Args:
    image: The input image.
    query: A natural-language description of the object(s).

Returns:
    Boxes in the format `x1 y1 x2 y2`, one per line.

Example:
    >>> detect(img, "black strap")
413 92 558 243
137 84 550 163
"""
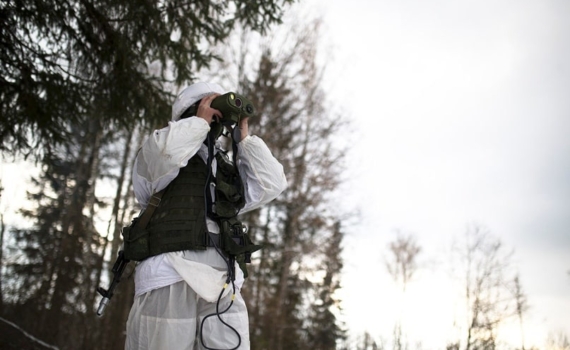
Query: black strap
135 189 166 229
205 132 216 219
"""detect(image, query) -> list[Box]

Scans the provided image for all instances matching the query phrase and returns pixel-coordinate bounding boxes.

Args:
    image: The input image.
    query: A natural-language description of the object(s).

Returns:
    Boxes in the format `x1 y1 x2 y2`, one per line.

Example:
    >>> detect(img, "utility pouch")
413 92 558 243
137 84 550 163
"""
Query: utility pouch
121 217 150 261
214 152 245 218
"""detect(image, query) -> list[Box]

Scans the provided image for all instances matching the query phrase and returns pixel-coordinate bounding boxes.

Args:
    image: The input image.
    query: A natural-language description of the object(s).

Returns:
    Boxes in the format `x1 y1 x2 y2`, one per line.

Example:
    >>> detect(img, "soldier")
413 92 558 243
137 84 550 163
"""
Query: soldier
124 82 287 350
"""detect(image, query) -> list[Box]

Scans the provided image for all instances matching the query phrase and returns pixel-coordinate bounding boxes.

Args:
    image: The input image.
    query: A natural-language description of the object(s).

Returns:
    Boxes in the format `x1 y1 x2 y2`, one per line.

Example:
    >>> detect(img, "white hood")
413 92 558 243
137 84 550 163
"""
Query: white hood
171 81 226 121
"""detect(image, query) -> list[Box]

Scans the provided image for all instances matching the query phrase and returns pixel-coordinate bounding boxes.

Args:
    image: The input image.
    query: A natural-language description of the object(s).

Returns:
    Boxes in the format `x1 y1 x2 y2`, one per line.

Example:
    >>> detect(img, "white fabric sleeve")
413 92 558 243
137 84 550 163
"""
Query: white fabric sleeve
237 135 288 213
133 117 210 207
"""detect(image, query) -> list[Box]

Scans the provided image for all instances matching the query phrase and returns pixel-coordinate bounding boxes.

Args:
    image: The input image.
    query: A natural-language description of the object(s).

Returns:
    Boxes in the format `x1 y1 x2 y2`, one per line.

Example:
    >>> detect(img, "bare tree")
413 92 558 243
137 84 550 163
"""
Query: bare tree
452 223 521 350
205 15 350 350
386 231 422 293
385 231 422 350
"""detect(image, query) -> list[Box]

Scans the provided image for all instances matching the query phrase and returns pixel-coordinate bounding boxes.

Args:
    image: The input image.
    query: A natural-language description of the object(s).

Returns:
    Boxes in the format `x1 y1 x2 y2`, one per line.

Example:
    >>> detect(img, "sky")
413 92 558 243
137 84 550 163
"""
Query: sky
301 0 570 348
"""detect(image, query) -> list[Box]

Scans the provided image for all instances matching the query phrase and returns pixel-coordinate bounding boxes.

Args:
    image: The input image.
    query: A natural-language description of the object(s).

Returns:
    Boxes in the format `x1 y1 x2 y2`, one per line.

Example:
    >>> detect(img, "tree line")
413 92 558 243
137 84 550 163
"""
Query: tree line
352 225 570 350
0 1 349 349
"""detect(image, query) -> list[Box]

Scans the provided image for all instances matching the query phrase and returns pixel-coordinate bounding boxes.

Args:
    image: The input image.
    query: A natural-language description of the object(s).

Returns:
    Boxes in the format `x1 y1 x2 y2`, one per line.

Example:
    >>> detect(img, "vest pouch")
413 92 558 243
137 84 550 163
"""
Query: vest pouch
121 218 150 261
215 201 240 218
215 152 245 211
216 180 241 202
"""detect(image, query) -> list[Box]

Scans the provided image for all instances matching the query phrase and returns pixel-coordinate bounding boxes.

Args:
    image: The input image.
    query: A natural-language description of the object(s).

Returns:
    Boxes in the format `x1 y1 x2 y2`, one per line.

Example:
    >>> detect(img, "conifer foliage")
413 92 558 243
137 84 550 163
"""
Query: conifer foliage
0 0 294 158
3 118 116 347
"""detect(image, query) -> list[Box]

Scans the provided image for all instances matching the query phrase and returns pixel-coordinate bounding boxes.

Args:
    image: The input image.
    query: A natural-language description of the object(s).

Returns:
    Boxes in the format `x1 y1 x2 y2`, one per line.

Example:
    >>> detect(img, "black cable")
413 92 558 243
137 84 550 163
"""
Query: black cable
199 131 241 350
199 279 242 350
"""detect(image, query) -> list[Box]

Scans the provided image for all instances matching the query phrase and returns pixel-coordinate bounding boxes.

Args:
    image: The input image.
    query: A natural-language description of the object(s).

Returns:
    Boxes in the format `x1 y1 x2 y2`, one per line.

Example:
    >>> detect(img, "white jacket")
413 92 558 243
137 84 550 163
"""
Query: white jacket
131 116 287 300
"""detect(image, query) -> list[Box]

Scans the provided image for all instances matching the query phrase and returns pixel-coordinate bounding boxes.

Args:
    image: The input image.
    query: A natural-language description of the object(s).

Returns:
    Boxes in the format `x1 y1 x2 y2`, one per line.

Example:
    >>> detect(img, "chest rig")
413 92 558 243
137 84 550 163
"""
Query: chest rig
127 141 261 277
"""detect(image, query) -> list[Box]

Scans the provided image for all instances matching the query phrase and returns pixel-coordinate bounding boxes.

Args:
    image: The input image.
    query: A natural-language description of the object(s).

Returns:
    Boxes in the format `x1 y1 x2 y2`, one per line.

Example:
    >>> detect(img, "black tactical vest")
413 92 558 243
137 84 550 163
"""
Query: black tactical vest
122 151 262 277
145 152 260 267
147 155 210 256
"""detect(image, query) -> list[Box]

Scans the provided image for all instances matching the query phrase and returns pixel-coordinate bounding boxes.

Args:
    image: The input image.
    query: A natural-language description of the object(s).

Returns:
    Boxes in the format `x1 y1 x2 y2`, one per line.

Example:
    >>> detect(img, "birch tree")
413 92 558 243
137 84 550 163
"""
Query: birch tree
452 224 523 350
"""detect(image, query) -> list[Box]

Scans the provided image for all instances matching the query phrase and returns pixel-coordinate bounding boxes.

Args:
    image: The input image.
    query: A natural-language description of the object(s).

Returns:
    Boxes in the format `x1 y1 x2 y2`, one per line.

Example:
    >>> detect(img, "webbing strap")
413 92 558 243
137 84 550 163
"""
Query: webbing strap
136 190 166 230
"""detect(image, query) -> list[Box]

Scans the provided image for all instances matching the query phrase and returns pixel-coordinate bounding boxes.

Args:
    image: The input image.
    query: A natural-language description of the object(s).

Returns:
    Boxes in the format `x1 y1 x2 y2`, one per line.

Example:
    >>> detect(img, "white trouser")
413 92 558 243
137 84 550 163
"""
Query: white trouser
125 281 250 350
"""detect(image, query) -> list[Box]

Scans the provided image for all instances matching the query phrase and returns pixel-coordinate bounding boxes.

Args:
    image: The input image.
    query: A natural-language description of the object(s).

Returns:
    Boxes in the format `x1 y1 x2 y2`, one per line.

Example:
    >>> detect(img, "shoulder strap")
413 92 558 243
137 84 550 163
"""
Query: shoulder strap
135 189 166 229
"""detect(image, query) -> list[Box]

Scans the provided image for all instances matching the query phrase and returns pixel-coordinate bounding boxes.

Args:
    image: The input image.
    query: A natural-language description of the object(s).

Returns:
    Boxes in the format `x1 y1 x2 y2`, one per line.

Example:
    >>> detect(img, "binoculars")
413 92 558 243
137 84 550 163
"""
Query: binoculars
210 92 255 125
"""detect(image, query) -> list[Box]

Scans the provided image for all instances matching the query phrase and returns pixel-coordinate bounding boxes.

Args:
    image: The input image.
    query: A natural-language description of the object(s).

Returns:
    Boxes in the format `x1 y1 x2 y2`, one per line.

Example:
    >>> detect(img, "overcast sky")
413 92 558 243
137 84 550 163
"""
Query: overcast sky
304 0 570 347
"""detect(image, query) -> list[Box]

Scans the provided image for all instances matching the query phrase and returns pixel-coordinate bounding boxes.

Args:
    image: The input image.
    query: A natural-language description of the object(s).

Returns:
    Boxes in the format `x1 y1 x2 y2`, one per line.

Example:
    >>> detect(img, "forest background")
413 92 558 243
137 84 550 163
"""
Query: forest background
1 0 569 350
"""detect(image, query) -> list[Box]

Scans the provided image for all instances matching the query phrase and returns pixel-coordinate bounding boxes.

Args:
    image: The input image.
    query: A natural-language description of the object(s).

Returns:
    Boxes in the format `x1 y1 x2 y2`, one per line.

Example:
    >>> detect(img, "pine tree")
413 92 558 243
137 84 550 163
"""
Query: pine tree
4 119 145 349
306 222 347 350
5 119 106 347
0 0 295 159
